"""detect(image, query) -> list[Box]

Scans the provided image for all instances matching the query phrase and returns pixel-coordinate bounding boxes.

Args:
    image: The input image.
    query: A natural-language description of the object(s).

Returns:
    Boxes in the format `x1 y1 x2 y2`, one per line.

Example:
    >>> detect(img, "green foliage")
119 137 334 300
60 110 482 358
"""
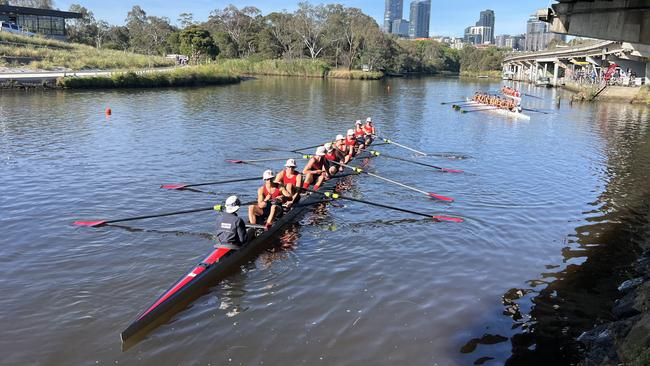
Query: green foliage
328 68 383 80
56 65 240 88
214 58 330 77
179 26 219 64
459 46 506 72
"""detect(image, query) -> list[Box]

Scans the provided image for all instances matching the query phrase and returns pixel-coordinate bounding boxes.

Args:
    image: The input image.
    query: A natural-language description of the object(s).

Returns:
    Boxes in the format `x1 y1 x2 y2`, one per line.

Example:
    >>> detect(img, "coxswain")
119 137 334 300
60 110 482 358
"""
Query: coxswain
334 134 351 164
302 146 329 191
345 129 358 156
215 195 248 248
275 159 302 208
249 169 283 228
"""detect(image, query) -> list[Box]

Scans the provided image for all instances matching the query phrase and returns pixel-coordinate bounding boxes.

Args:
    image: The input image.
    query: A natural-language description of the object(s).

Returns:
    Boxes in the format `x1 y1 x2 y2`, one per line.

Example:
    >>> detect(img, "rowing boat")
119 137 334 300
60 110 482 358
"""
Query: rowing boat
120 147 371 344
464 98 531 120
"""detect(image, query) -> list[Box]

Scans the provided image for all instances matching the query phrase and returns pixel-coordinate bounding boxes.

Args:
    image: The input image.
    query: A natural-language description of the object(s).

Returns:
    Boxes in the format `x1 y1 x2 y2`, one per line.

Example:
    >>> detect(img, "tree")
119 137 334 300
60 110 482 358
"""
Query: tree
103 26 130 51
293 2 328 59
265 11 299 59
125 5 148 53
179 26 219 64
66 4 98 46
5 0 53 8
212 31 238 59
207 5 261 57
147 16 176 54
177 13 195 29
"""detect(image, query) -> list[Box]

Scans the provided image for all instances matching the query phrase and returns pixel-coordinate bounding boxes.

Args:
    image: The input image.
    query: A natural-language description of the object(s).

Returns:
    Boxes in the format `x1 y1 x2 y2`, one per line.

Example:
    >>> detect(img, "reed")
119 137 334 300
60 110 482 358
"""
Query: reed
327 68 384 80
214 58 330 77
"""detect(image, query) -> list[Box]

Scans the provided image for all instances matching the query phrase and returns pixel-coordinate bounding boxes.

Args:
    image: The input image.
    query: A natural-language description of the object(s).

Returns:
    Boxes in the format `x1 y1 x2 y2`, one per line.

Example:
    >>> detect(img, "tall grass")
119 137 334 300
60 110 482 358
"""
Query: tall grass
328 68 384 80
56 65 240 89
0 32 174 70
214 58 330 77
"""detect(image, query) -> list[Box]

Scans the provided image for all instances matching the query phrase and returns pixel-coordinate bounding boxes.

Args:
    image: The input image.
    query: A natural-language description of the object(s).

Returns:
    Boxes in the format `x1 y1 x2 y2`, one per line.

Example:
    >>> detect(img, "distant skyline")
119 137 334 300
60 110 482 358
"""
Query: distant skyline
53 0 550 37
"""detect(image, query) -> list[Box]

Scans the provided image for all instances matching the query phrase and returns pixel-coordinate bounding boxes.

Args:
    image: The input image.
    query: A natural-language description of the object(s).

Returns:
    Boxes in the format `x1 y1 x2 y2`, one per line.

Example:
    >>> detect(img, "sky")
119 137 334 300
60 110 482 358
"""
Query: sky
54 0 554 37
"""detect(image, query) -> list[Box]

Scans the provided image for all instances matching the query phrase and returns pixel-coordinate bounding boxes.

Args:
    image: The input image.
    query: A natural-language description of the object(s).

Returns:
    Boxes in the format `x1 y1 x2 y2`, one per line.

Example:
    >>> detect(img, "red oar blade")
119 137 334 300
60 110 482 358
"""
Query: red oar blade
441 168 464 173
73 220 107 227
432 216 464 223
160 184 188 190
225 159 244 164
429 193 454 202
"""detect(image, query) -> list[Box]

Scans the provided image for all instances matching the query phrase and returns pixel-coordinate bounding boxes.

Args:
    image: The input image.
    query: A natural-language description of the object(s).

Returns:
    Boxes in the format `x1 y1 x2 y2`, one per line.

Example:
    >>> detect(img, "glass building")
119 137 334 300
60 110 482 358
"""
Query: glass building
383 0 403 33
408 0 431 39
0 4 81 40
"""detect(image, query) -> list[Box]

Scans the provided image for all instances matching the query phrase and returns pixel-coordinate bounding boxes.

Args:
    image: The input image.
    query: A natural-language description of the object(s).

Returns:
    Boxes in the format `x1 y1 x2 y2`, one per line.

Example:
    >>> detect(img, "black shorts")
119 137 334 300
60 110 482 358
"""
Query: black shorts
257 200 283 221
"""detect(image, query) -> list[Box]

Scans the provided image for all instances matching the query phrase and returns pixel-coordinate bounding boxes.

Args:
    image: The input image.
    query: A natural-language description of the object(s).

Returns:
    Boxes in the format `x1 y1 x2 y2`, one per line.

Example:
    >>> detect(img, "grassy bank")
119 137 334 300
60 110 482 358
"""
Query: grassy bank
56 65 240 89
327 68 384 80
633 85 650 104
460 70 501 79
0 33 174 70
214 58 330 77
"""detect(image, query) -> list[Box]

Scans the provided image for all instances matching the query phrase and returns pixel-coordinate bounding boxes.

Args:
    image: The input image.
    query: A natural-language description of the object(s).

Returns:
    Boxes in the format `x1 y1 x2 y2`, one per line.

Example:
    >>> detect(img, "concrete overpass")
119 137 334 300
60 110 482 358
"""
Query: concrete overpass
502 40 650 86
543 0 650 45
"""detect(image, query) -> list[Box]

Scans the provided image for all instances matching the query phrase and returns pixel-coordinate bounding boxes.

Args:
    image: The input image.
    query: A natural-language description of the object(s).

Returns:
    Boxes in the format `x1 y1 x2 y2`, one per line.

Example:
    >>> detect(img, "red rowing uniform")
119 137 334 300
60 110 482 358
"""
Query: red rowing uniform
363 125 374 134
282 172 298 186
345 137 356 147
324 151 337 161
354 129 364 138
263 185 281 199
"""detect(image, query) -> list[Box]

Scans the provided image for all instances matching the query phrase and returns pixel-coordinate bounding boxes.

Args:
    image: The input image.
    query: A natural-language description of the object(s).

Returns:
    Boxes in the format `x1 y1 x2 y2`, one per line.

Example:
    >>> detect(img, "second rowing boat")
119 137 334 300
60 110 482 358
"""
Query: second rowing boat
464 98 531 120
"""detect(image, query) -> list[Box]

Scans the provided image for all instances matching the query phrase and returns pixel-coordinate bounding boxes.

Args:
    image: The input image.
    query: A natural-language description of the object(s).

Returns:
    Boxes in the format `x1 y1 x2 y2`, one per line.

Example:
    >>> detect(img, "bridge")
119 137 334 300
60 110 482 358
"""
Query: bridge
502 40 649 86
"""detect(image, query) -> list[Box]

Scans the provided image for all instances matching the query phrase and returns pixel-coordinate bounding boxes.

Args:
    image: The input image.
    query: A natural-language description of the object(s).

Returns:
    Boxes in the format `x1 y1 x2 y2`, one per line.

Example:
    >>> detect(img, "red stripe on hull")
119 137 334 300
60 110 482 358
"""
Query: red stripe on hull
137 248 231 320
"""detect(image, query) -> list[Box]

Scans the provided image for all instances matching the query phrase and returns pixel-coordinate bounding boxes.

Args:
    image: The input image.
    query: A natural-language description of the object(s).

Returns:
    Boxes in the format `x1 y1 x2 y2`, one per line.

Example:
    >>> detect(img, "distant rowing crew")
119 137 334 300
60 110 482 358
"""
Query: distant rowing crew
472 92 522 113
500 86 521 98
214 118 376 247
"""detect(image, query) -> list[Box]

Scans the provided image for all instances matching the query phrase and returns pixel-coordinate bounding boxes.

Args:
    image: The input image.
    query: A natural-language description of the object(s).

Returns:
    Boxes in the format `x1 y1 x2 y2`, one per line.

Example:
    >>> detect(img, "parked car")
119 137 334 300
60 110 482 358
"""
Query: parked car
0 21 35 36
535 77 551 87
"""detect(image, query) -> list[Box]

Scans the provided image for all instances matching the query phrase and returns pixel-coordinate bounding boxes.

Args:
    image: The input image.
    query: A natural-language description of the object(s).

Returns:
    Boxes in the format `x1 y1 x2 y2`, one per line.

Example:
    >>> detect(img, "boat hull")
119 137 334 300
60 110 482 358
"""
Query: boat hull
464 99 531 120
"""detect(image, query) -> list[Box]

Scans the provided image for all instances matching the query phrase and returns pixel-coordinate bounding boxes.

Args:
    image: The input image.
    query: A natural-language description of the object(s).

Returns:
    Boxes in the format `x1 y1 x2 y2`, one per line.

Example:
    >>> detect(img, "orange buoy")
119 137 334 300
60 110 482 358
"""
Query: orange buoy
105 107 112 116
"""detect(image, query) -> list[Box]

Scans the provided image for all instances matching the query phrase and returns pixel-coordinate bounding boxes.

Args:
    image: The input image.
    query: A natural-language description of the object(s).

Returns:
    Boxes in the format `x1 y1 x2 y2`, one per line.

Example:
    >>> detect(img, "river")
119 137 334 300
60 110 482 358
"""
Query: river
2 77 649 365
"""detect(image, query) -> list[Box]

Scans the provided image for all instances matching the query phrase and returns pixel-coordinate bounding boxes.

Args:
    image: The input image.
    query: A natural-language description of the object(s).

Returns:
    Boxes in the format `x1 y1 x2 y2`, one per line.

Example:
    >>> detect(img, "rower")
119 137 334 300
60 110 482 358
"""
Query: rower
274 159 302 208
302 146 328 191
363 117 375 147
323 142 340 175
334 134 351 164
344 129 358 156
215 195 248 248
249 169 283 228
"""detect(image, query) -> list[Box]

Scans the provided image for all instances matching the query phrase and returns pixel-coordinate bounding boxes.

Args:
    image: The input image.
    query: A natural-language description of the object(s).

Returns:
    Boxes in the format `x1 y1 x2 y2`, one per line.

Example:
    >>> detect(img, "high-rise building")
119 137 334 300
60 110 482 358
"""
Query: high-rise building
524 10 565 51
383 0 403 33
408 0 431 38
464 26 492 45
391 19 410 37
496 34 525 50
476 9 495 44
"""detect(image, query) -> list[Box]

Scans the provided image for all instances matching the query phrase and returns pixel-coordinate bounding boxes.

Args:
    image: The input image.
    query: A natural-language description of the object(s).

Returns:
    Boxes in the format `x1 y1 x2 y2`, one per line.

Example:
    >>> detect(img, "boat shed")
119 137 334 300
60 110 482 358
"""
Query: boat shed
0 5 81 40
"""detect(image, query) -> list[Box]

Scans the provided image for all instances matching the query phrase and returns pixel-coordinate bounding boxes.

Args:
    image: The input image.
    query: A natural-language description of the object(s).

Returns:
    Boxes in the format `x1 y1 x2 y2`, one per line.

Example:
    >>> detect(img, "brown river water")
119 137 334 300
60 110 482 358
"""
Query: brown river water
1 77 650 365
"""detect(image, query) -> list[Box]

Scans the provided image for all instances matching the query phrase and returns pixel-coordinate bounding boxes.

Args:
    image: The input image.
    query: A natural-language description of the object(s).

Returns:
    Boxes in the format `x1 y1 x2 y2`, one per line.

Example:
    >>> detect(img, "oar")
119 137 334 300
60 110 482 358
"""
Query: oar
161 176 259 190
441 100 468 105
374 135 427 156
369 151 463 173
325 159 454 202
523 93 543 99
306 189 463 223
74 201 256 227
460 107 499 114
522 108 551 115
226 157 295 164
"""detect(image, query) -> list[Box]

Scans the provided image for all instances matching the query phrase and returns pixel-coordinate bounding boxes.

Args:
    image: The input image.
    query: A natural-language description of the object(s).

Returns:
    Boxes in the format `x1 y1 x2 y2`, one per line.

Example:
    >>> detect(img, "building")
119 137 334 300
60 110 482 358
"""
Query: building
0 4 81 40
464 26 492 45
476 9 495 44
524 9 565 51
383 0 403 33
408 0 431 38
496 34 525 50
391 19 410 37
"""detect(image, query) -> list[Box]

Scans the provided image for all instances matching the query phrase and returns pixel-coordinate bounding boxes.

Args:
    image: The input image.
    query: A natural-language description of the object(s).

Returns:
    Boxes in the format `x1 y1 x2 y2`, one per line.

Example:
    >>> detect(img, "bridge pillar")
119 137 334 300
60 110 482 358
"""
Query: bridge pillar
553 62 560 86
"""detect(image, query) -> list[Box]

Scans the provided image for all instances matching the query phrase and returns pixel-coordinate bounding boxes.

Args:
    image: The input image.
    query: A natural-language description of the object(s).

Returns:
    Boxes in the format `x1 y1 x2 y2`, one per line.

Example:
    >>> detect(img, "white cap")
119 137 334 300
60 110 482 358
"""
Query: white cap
366 117 372 122
336 134 344 140
225 195 240 213
315 146 326 156
263 169 274 180
347 129 354 136
324 142 333 151
285 158 296 167
355 120 362 125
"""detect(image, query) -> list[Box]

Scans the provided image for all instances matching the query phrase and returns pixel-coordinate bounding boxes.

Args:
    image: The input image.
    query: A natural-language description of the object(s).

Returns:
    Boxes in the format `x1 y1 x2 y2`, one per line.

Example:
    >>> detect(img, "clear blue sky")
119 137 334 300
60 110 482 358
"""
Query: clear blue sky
54 0 551 37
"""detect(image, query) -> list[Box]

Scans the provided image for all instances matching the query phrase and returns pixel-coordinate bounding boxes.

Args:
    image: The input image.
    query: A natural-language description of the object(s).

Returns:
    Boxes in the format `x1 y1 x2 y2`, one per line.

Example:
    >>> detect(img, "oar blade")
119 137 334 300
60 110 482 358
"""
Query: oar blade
73 220 107 227
160 184 187 190
225 159 244 164
432 215 464 223
441 168 464 173
429 192 454 202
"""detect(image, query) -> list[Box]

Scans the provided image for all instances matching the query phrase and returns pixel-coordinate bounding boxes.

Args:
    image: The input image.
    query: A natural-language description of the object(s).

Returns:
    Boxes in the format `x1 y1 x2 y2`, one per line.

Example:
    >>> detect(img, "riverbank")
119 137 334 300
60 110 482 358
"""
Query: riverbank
460 70 501 79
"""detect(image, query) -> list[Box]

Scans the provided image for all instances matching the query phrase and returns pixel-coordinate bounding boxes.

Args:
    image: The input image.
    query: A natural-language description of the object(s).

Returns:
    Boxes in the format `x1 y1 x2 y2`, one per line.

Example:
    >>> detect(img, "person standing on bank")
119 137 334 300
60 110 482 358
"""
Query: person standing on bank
215 195 248 248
